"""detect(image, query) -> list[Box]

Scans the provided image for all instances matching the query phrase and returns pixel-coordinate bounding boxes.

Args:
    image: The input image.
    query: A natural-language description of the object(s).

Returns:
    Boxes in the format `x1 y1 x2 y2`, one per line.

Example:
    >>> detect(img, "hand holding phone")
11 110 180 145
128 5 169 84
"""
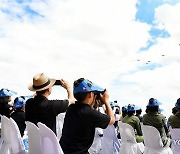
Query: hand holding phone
54 80 62 86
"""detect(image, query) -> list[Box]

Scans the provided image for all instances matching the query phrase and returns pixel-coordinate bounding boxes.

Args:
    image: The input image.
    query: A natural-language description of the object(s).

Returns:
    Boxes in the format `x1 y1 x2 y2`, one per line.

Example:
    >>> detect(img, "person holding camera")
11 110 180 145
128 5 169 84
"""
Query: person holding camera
60 78 115 154
25 73 75 134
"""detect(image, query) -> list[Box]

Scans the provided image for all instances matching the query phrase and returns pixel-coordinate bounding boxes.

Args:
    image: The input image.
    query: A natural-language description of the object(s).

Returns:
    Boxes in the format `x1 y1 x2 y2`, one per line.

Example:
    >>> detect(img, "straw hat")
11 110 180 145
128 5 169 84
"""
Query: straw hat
28 73 56 91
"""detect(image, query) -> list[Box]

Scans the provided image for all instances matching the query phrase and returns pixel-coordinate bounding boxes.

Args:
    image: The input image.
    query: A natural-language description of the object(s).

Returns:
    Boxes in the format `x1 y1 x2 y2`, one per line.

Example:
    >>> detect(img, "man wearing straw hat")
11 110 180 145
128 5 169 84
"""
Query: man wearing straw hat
25 73 75 134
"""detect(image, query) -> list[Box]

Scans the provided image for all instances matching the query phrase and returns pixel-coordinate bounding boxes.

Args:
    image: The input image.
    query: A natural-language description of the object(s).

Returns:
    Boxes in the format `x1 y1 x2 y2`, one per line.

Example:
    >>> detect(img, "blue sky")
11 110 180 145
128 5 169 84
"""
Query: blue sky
0 0 180 117
136 0 175 51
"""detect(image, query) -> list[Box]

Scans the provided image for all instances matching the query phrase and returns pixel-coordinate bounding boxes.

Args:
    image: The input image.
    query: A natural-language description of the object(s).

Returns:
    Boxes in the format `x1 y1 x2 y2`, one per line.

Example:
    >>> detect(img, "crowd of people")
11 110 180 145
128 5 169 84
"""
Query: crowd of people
0 72 180 154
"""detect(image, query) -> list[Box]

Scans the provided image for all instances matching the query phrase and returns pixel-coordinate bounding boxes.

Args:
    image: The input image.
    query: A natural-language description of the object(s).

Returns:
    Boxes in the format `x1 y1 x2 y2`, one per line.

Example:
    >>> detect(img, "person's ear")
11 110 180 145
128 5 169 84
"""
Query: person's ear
88 92 93 98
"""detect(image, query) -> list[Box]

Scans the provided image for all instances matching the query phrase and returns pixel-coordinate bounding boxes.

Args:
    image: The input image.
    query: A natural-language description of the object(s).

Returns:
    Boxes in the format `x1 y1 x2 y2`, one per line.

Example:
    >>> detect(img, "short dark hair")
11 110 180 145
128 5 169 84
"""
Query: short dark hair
136 109 142 115
0 96 11 103
146 106 159 112
36 89 47 96
172 107 178 115
74 92 89 102
122 110 127 118
127 110 135 116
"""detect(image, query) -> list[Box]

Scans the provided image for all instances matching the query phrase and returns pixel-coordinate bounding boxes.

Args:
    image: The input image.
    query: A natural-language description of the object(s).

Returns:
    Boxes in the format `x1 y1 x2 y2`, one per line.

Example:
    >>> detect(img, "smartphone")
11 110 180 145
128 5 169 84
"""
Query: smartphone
54 80 62 86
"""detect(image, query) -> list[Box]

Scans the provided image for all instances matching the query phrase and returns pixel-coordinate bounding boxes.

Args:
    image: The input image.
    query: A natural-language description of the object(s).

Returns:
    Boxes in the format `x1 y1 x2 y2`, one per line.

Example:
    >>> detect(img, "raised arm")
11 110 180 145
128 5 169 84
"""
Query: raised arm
60 79 75 105
100 90 115 125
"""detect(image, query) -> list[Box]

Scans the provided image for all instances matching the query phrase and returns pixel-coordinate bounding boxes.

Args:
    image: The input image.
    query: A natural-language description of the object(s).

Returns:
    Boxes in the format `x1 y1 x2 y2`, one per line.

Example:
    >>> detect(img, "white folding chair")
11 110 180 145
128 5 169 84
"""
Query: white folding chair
89 128 103 154
56 113 65 141
141 125 173 154
0 115 4 149
37 122 64 154
169 127 180 154
26 121 41 154
118 121 144 154
100 125 120 154
9 118 27 154
0 116 12 154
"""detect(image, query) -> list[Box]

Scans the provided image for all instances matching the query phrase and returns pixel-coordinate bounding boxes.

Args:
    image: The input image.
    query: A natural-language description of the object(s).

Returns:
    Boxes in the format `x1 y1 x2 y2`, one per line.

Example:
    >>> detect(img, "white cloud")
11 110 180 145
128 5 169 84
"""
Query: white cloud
0 0 180 117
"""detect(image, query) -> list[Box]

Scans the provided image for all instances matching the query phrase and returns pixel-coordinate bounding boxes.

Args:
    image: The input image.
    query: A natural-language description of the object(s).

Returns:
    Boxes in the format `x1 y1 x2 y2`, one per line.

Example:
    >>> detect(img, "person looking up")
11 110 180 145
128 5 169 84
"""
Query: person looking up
60 78 115 154
168 98 180 128
143 98 170 147
25 73 75 134
122 104 143 143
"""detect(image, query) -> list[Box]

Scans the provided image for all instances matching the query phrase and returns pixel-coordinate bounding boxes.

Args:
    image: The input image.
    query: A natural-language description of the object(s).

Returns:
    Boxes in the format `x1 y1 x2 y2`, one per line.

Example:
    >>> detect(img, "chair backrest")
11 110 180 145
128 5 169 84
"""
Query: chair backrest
26 121 41 154
118 121 136 143
0 116 12 154
89 128 103 154
9 118 25 153
56 113 65 140
169 127 180 154
101 125 120 154
37 122 64 154
141 125 164 148
1 116 11 144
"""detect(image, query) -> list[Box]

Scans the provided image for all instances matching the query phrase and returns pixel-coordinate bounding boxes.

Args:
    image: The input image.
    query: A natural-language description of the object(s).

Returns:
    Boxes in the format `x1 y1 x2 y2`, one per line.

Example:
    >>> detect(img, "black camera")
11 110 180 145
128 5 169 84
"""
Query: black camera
54 80 62 86
94 89 106 99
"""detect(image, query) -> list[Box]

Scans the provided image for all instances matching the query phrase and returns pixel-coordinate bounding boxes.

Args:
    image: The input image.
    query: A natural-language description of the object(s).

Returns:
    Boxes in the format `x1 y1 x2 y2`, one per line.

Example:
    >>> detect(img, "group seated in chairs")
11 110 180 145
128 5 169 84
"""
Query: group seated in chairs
0 84 180 154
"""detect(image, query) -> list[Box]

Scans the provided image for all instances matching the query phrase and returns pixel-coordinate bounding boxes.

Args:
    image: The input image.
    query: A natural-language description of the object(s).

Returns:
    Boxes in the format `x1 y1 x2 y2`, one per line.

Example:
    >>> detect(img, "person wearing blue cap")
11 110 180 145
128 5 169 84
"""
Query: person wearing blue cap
122 104 144 143
143 98 170 147
0 88 15 118
11 96 26 137
60 78 115 154
120 105 128 120
25 73 75 135
135 108 143 122
168 98 180 128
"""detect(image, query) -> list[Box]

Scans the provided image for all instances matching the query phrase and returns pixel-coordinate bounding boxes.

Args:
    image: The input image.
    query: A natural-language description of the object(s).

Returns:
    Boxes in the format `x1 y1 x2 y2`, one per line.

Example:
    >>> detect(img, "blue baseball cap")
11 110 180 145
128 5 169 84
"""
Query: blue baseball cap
14 97 26 108
73 79 105 94
0 88 17 97
175 98 180 109
147 98 161 107
127 104 141 112
122 106 128 112
110 102 116 107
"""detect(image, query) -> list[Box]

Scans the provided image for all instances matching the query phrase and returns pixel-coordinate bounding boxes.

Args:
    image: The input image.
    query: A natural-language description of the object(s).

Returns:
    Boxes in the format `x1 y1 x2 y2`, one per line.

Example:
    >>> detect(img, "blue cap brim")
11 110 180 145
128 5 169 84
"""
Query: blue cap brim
0 89 17 97
73 79 105 94
134 105 141 111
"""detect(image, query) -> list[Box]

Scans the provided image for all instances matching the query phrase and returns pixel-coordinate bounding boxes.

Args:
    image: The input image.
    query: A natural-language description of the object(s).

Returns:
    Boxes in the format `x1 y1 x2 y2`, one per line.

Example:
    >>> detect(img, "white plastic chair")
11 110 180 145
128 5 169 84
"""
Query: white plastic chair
37 122 64 154
141 125 173 154
9 118 27 154
89 128 103 154
26 121 41 154
118 121 144 154
0 115 4 149
0 116 12 154
56 113 65 141
169 127 180 154
100 125 121 154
